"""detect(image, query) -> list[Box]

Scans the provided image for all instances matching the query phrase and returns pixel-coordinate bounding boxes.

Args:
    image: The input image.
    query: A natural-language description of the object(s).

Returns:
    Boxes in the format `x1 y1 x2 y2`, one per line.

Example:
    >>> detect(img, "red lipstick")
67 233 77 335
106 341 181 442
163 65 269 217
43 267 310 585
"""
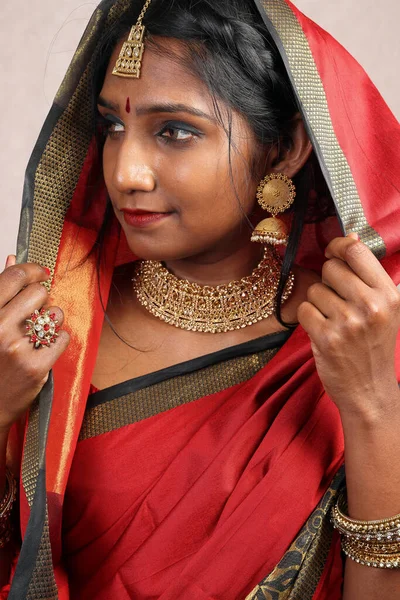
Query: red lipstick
121 209 171 228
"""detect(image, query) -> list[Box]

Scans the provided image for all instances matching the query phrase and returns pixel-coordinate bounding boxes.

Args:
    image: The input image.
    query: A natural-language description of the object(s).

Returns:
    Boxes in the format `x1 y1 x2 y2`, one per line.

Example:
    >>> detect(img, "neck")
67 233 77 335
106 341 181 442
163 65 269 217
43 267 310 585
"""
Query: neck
164 240 265 286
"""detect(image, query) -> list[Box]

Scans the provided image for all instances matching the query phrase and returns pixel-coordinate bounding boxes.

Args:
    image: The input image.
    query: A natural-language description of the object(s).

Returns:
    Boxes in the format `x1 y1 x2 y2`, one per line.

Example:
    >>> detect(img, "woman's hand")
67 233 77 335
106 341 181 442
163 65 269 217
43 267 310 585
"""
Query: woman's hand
0 255 70 432
297 233 400 420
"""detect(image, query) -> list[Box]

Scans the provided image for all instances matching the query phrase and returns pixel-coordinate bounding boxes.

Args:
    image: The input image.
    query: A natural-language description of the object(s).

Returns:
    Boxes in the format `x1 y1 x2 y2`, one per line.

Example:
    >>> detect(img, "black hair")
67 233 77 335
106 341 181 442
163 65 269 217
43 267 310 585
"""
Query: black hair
88 0 333 330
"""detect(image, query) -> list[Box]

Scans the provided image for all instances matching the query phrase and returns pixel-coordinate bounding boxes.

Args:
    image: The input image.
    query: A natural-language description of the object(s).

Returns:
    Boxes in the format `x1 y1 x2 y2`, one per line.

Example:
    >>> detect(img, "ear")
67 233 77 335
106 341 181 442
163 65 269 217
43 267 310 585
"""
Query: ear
266 114 313 177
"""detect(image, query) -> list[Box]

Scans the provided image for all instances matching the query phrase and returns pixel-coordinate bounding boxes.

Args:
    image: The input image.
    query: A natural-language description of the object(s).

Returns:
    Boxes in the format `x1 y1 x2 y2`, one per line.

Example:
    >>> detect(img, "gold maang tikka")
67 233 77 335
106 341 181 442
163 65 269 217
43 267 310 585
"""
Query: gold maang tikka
251 173 296 246
112 0 152 79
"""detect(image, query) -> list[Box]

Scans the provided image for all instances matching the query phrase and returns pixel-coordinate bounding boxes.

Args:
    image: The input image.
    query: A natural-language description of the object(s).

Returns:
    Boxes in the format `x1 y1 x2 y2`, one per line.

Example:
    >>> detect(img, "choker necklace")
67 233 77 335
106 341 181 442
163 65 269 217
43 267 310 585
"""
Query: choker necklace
132 246 295 334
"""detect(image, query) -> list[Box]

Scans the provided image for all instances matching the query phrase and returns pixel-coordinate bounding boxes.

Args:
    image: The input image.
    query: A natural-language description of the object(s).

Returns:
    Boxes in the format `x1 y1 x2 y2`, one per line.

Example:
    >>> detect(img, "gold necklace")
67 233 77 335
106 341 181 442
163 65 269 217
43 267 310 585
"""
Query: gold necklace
133 246 295 333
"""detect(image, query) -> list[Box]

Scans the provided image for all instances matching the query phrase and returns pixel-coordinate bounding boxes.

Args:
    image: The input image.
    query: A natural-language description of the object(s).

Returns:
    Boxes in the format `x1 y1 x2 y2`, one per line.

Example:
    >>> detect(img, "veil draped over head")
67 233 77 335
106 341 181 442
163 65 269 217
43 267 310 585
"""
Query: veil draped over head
6 0 400 598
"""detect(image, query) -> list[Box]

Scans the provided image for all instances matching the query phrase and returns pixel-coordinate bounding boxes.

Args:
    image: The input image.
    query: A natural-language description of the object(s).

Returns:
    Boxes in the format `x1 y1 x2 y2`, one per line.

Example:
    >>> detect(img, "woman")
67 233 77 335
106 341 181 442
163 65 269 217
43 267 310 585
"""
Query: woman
1 0 400 598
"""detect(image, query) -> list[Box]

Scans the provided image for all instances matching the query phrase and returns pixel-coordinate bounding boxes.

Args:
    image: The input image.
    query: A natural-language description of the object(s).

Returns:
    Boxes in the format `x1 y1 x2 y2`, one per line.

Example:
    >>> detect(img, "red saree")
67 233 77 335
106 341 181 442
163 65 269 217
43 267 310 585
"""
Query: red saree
63 329 344 599
3 0 400 598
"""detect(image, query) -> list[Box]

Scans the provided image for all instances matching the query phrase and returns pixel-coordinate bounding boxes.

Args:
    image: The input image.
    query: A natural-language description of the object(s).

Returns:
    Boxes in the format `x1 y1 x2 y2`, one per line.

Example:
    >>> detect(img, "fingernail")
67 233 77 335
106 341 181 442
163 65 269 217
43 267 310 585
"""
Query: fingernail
43 267 51 278
5 255 14 268
347 232 359 241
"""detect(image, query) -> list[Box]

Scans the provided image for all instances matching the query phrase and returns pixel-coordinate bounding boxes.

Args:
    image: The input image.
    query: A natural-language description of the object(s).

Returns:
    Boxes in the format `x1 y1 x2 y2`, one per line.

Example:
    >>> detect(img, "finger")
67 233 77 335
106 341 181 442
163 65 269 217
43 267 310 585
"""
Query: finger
321 258 371 302
1 282 49 323
297 300 326 340
26 330 70 374
324 235 393 289
306 282 348 319
0 263 50 308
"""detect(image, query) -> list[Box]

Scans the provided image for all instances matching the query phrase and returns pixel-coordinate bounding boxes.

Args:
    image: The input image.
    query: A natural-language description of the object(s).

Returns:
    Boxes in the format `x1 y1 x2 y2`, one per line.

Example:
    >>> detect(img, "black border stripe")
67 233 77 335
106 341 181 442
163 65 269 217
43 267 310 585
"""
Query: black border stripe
88 329 292 408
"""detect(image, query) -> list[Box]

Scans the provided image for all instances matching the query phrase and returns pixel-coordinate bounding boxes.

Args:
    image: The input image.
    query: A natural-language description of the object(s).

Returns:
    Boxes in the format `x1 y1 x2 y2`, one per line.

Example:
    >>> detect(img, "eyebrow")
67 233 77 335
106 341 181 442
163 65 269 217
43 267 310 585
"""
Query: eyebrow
98 96 119 111
97 97 215 123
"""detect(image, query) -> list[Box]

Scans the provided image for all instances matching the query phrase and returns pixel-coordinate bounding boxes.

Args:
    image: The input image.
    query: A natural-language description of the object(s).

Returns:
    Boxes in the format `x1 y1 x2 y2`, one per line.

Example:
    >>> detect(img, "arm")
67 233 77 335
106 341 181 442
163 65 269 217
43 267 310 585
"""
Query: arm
0 427 13 588
341 402 400 599
298 234 400 600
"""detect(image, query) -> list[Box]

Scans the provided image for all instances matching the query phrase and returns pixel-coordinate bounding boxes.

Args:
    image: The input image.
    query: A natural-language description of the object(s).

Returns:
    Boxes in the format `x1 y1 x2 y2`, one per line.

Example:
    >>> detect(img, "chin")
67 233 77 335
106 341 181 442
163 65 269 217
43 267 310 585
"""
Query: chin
124 237 191 263
122 225 223 264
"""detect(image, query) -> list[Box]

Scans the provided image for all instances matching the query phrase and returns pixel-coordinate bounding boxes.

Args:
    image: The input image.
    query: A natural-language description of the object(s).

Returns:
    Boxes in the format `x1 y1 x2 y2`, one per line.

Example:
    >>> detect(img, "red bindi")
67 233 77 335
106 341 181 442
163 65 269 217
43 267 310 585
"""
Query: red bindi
125 97 131 114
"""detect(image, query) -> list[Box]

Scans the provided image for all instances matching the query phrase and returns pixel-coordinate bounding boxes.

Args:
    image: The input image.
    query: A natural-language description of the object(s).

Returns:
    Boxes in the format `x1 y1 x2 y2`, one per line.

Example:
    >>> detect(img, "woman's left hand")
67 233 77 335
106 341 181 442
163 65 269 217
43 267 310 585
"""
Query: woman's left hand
298 233 400 419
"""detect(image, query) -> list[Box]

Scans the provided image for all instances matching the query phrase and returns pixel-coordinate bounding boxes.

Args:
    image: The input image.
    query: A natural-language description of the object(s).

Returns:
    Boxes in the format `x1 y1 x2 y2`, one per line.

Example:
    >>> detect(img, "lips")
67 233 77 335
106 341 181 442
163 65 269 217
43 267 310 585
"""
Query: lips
121 208 172 228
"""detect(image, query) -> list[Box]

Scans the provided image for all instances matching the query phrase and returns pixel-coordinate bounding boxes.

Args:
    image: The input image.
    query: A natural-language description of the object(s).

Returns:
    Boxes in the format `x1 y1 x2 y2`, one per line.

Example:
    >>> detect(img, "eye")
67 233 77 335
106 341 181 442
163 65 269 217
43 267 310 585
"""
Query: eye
96 113 125 139
158 122 202 144
107 122 125 138
161 128 193 141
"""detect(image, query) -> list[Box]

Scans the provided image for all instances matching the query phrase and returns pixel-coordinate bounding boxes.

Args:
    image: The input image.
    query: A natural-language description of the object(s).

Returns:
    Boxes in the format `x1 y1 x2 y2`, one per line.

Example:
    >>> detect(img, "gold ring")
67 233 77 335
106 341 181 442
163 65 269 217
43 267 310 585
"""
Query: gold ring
25 309 60 349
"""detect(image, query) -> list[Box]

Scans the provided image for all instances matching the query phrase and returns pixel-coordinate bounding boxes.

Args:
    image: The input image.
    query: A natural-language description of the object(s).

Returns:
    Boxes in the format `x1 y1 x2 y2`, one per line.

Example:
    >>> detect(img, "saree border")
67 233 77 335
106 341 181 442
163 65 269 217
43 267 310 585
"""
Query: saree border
10 378 58 600
14 3 133 597
255 0 385 259
245 467 345 600
80 347 279 440
22 0 132 283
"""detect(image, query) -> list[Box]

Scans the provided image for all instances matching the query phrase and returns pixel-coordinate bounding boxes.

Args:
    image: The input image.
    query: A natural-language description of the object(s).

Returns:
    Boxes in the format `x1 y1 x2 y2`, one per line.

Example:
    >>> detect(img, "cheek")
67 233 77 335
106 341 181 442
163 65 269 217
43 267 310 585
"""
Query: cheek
168 147 231 208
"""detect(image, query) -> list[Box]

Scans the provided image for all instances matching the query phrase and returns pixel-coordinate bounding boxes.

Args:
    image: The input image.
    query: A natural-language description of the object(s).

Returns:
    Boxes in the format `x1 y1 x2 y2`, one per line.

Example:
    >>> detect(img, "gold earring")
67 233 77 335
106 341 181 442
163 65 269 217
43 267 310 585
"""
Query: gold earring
251 173 296 246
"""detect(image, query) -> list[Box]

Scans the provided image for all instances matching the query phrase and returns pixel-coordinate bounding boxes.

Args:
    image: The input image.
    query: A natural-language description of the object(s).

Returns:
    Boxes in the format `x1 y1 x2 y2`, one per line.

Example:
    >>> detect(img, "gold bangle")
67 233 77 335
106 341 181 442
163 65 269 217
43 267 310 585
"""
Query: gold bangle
332 492 400 568
345 538 400 556
0 468 17 549
342 539 400 569
332 492 400 536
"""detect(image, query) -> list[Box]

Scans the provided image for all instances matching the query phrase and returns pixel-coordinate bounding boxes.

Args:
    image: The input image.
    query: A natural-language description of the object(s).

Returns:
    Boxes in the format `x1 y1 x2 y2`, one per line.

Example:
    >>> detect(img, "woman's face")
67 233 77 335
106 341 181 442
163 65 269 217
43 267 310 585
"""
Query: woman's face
99 37 265 262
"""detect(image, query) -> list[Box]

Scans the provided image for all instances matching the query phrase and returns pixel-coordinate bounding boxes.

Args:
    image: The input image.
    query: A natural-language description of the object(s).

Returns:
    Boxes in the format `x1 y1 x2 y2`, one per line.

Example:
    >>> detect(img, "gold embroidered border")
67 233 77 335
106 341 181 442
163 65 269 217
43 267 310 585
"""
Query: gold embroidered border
259 0 385 258
26 0 131 286
80 348 279 440
21 400 58 599
21 2 132 596
245 468 345 600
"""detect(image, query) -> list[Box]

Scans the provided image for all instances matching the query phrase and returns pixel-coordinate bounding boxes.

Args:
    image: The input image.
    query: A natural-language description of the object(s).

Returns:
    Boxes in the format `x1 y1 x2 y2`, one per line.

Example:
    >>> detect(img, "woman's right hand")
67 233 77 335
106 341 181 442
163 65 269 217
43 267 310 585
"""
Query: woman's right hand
0 255 70 432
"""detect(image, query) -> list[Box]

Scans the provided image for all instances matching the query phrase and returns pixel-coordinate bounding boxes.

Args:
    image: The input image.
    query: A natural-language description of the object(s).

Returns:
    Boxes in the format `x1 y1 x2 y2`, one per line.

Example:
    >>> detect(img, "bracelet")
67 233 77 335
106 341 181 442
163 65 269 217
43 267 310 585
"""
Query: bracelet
332 493 400 535
331 492 400 569
0 468 17 549
342 539 400 569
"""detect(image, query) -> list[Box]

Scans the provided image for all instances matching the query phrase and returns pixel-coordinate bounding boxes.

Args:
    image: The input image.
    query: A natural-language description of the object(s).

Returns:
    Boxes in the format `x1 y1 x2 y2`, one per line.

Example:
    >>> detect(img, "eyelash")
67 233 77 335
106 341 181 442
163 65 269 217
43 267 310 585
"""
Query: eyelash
96 114 201 145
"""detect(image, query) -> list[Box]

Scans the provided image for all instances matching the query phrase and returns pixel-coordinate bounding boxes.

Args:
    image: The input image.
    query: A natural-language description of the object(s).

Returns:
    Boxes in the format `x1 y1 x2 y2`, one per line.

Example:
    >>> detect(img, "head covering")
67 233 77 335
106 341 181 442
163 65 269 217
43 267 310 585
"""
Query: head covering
8 0 400 597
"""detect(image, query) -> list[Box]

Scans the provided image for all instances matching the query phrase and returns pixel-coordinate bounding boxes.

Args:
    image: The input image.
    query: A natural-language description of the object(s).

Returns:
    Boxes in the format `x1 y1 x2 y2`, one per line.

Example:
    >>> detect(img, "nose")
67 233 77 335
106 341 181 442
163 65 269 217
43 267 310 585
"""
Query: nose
112 139 156 194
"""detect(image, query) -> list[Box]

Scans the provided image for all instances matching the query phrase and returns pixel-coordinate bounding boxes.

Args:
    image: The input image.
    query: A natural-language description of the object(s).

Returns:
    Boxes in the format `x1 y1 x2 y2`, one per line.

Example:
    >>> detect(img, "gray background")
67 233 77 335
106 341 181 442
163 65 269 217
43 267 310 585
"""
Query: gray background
1 0 399 264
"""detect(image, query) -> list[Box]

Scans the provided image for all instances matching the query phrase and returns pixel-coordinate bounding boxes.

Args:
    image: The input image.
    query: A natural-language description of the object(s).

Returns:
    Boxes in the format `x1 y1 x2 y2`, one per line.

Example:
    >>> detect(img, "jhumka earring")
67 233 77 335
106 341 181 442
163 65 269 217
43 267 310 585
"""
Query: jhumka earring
251 173 296 246
112 0 152 79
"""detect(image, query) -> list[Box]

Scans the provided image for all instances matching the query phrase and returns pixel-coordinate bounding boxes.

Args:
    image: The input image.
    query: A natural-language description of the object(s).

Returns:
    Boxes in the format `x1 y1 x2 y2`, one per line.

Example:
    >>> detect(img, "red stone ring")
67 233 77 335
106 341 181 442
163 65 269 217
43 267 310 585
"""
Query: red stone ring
25 308 61 349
